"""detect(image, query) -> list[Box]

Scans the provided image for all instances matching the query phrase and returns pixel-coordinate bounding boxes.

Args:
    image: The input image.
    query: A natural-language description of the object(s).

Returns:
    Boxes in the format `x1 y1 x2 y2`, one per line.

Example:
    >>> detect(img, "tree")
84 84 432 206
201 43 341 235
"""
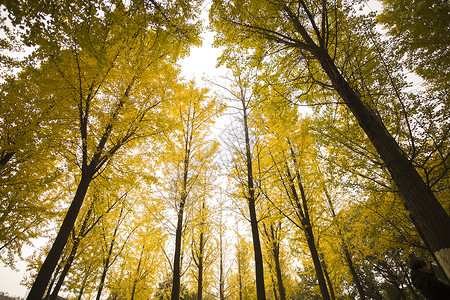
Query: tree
218 70 268 299
0 1 204 297
155 82 222 300
210 0 450 277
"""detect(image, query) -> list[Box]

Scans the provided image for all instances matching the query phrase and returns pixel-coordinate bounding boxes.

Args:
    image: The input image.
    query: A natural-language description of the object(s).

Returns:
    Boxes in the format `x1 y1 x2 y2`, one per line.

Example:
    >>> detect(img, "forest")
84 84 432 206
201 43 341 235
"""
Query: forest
0 0 449 299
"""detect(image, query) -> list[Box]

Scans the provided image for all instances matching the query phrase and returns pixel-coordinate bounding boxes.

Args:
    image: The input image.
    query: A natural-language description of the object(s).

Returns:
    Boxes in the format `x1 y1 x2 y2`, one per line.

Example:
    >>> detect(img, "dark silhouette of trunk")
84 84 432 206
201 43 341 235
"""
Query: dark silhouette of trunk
262 223 286 300
219 211 225 300
76 264 92 300
237 242 243 300
321 255 335 300
27 77 138 300
323 187 366 299
196 231 204 300
283 150 331 300
171 194 186 300
241 92 266 299
271 274 279 300
131 247 144 300
172 137 192 300
280 4 450 278
27 172 94 299
49 203 94 300
96 205 125 300
44 264 61 300
304 224 331 300
194 200 207 300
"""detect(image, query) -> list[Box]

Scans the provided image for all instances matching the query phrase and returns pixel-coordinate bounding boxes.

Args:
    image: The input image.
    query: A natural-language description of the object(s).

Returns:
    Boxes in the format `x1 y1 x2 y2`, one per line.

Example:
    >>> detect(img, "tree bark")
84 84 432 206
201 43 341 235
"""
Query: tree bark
27 173 93 300
49 204 94 300
316 49 450 277
171 147 191 300
241 94 267 299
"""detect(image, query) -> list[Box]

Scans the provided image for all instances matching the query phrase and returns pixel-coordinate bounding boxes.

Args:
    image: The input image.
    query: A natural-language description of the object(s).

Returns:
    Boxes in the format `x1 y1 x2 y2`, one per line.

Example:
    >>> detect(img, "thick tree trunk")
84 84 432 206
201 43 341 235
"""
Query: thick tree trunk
316 50 450 277
27 173 93 300
242 96 266 299
50 204 94 300
49 241 78 300
324 187 366 299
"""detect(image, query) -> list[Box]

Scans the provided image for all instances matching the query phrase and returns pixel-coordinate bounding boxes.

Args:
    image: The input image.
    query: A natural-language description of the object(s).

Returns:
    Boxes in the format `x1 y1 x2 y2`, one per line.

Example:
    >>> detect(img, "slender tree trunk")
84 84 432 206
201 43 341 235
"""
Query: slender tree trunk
241 95 266 299
238 244 243 300
271 273 279 300
76 265 91 300
172 148 190 300
323 187 366 299
131 248 144 300
284 158 331 300
321 256 336 300
273 240 286 300
196 230 204 300
96 208 123 300
219 214 225 300
27 173 93 300
171 199 185 300
304 225 331 300
48 242 78 300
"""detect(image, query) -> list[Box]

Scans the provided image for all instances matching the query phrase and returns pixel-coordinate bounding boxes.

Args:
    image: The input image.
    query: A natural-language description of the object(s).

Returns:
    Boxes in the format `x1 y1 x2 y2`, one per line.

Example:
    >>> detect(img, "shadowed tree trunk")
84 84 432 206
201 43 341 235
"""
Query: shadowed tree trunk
240 88 267 299
49 203 94 300
282 147 331 300
280 3 450 277
323 186 366 299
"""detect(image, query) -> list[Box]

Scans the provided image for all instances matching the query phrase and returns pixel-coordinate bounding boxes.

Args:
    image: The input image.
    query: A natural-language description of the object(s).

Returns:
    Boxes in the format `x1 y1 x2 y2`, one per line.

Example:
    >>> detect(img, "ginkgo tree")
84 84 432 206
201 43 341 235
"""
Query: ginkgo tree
209 0 450 277
155 81 223 300
1 0 204 298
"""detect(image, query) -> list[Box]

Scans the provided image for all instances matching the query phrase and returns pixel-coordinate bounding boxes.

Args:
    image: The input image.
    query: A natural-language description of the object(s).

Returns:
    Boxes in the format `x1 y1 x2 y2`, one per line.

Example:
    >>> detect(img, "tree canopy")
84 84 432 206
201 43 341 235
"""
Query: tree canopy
0 0 449 299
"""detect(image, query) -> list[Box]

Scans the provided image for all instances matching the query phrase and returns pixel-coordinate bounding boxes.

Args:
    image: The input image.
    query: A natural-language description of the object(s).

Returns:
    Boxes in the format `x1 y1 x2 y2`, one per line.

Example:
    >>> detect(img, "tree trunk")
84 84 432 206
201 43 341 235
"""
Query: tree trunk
48 241 78 300
44 264 61 300
321 256 336 300
316 49 450 278
219 214 225 300
324 187 366 299
196 230 204 300
171 199 185 300
27 173 93 300
285 159 331 300
242 95 266 299
273 240 286 300
131 248 144 300
304 225 331 300
96 208 123 300
49 204 94 300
